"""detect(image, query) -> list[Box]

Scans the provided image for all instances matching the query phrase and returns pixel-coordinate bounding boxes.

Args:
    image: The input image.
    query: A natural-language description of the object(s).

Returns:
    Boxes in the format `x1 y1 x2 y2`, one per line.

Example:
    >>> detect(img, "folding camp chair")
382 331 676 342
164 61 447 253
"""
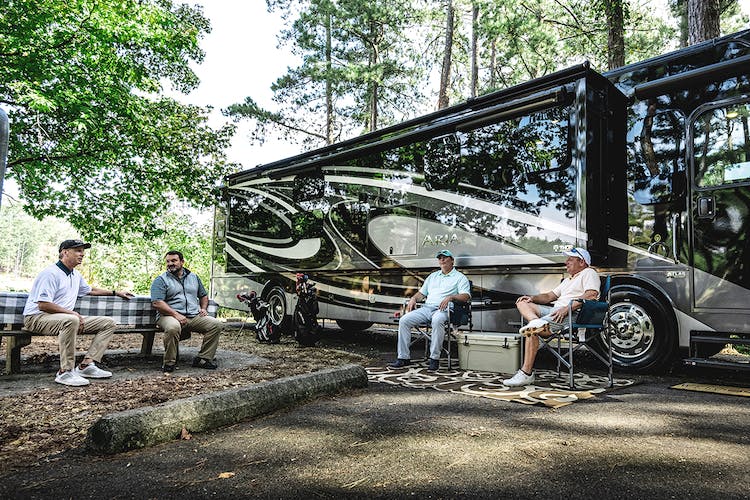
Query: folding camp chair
409 295 473 369
538 276 613 389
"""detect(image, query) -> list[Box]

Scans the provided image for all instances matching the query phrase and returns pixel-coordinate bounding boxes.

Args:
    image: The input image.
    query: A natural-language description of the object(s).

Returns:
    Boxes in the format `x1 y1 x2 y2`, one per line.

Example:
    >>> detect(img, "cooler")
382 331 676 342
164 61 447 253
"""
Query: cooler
457 332 521 374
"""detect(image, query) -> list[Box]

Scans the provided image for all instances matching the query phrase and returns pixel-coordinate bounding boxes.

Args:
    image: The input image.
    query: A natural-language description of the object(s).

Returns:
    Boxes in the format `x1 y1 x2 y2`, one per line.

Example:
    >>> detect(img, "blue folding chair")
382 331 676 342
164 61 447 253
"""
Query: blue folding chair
538 276 613 389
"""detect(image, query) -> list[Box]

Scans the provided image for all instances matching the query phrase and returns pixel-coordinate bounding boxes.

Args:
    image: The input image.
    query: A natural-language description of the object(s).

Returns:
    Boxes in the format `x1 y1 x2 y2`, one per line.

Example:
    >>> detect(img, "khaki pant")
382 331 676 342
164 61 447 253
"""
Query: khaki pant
157 315 223 366
24 313 116 371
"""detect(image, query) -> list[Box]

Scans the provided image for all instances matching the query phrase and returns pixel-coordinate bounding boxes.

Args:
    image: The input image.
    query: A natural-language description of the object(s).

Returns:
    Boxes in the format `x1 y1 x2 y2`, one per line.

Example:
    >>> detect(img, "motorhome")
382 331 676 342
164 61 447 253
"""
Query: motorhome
212 29 750 372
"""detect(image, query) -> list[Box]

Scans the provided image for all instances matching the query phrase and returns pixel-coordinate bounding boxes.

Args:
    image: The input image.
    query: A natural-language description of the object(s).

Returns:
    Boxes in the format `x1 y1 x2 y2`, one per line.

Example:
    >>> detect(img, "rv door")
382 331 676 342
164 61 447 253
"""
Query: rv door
689 99 750 310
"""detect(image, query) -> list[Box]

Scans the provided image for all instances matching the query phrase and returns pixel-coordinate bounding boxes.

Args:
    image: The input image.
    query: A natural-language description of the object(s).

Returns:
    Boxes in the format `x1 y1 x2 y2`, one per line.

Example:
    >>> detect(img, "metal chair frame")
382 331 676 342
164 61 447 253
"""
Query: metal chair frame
537 276 613 389
409 299 473 369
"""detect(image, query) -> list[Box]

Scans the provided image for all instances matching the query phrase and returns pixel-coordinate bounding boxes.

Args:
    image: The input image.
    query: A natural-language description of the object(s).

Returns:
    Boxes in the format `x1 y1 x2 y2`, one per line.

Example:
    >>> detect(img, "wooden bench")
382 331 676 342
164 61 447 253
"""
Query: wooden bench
0 292 218 375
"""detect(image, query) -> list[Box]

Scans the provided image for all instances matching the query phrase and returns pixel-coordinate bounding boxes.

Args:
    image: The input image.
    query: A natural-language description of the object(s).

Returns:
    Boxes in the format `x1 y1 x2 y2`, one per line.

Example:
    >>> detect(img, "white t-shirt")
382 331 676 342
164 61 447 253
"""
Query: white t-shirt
550 267 600 309
23 262 92 315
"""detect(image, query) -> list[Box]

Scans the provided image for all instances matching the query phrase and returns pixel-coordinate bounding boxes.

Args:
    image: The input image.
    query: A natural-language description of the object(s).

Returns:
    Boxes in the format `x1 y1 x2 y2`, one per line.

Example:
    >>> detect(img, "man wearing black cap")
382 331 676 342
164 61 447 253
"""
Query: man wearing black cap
23 239 134 387
388 249 471 372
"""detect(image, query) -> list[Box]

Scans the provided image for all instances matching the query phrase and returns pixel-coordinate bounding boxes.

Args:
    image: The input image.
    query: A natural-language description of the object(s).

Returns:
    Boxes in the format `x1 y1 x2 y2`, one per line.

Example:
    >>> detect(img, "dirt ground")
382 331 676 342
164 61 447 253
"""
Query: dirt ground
0 324 372 471
1 325 750 499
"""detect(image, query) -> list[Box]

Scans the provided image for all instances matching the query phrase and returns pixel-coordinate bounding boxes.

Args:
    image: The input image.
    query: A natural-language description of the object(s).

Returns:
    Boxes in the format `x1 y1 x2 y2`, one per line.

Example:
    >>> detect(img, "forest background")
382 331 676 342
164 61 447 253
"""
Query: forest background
0 0 748 295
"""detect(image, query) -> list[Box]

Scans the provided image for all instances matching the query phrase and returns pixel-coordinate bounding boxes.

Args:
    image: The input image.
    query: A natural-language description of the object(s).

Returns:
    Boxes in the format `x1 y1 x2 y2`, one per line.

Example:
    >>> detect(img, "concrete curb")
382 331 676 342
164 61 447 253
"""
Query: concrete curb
85 363 368 454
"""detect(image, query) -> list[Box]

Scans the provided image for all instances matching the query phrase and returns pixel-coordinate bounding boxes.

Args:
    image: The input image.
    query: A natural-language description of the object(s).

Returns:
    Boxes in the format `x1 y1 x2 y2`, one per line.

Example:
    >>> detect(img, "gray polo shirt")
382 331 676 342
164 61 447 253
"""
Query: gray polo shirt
150 269 207 318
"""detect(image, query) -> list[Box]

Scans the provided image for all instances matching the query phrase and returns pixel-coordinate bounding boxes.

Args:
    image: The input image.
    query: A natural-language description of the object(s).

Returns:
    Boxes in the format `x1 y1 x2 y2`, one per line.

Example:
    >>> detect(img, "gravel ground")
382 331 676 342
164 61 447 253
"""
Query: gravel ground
1 325 749 499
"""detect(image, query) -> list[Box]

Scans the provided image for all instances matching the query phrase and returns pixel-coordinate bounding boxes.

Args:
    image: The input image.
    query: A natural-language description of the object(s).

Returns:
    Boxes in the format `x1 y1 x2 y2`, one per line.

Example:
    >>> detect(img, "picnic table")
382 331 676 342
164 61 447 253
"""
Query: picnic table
0 292 218 375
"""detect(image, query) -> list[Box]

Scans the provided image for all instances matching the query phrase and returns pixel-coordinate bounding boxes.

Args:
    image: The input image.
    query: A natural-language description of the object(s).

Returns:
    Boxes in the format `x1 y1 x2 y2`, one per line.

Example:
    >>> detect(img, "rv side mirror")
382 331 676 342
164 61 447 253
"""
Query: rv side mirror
424 134 460 191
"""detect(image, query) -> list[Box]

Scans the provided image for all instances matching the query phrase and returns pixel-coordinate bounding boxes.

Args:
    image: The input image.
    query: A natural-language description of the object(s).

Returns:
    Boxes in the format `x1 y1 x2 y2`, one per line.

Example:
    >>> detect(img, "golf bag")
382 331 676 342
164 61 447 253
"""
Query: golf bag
237 291 280 344
294 273 320 347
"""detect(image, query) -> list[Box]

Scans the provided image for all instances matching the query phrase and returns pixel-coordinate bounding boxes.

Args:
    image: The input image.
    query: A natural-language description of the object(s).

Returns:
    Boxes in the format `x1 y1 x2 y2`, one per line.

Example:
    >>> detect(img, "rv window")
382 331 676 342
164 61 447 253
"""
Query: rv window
291 211 324 239
330 202 369 249
694 102 750 188
293 171 325 202
460 106 569 190
459 106 572 217
424 134 460 191
228 193 291 240
628 109 685 204
516 107 570 173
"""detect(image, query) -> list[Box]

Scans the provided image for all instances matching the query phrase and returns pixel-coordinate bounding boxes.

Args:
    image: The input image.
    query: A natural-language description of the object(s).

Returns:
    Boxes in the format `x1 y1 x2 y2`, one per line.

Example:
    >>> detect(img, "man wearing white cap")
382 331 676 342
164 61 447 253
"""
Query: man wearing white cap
388 249 471 372
503 247 600 387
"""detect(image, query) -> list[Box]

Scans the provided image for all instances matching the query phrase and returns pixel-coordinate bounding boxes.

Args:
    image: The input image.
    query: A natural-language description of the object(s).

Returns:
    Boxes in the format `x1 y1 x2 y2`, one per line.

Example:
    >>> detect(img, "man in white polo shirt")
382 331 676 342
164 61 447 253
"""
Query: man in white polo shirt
503 247 600 387
389 249 471 372
23 239 134 387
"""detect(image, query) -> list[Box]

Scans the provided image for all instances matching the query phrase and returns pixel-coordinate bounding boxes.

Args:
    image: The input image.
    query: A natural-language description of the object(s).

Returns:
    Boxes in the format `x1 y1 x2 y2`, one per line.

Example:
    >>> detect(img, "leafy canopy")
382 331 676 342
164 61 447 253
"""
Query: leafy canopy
0 0 237 242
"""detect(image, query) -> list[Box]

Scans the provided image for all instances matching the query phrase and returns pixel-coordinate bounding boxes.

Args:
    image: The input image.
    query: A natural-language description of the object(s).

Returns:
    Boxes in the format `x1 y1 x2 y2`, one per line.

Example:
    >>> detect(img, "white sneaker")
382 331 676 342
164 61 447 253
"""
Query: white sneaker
503 369 535 387
74 362 112 379
55 370 90 387
519 318 551 337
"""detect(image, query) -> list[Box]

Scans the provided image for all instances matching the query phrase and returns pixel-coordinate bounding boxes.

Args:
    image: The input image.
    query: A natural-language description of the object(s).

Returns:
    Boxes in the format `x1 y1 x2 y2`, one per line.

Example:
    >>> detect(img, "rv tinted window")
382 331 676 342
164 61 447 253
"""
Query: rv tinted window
291 211 324 239
293 171 325 202
424 134 460 191
458 106 575 230
694 102 750 188
460 106 570 191
228 193 291 240
628 109 685 204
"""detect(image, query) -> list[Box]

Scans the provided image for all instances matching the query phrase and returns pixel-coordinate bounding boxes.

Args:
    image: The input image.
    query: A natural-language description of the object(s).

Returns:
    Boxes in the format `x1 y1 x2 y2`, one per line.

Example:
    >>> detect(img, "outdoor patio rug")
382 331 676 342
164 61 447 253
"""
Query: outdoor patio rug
366 361 635 408
671 383 750 397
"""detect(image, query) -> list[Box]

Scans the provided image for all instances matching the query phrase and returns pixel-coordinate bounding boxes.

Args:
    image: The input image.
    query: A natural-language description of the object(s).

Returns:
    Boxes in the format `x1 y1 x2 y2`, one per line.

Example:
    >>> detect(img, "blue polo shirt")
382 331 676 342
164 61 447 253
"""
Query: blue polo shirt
420 268 471 307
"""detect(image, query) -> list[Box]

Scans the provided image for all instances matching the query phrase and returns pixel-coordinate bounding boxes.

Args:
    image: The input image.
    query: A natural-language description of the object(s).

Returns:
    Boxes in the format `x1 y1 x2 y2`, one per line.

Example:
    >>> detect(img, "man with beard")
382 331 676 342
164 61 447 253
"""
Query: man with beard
150 250 223 373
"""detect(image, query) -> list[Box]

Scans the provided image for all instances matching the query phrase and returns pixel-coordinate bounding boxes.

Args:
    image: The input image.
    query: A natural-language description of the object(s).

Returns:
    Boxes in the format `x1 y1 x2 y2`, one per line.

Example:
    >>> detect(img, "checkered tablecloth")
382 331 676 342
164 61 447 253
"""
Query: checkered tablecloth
1 292 217 329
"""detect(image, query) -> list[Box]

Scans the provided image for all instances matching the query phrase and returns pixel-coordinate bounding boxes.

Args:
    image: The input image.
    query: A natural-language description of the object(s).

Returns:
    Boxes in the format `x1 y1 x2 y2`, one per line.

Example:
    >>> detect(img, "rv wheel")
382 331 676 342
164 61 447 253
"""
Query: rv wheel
335 320 374 332
595 286 677 373
265 286 293 334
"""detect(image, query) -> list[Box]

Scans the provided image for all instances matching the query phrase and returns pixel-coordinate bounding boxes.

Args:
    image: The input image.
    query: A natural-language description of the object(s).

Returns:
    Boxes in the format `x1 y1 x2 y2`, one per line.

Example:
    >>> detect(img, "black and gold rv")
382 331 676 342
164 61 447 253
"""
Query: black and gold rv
213 29 750 373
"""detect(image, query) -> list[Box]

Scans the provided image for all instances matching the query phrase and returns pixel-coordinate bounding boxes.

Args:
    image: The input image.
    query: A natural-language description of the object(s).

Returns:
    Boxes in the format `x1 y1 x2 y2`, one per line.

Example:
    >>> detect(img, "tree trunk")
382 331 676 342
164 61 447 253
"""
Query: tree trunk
604 0 625 70
325 10 333 144
688 0 720 45
371 79 378 132
489 39 497 89
369 19 379 132
438 0 454 110
470 3 479 98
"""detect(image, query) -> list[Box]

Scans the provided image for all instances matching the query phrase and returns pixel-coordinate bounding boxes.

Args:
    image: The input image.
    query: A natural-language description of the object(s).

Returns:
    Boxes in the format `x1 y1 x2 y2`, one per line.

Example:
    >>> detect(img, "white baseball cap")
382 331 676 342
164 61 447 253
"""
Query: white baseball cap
563 247 591 265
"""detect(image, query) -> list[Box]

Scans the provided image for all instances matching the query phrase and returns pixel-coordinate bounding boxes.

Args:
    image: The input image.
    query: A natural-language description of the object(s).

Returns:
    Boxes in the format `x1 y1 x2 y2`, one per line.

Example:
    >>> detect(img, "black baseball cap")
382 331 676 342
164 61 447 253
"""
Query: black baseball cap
59 239 91 252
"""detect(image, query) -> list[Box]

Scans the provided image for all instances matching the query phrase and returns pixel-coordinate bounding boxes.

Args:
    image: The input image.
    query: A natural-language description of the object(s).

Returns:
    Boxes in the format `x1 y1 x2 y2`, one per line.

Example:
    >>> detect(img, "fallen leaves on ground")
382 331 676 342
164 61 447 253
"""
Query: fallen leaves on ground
0 328 372 472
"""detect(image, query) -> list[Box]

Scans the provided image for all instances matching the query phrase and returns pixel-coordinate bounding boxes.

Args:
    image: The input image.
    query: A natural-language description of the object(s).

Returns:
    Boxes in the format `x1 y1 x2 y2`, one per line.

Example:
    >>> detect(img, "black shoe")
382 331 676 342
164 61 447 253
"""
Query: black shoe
161 364 175 373
388 358 412 368
192 357 218 370
427 358 440 372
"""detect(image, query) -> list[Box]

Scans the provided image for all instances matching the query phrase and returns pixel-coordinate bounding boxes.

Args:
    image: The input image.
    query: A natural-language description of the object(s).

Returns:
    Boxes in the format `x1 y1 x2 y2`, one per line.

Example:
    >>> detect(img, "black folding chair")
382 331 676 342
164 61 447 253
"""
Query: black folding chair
409 296 473 369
